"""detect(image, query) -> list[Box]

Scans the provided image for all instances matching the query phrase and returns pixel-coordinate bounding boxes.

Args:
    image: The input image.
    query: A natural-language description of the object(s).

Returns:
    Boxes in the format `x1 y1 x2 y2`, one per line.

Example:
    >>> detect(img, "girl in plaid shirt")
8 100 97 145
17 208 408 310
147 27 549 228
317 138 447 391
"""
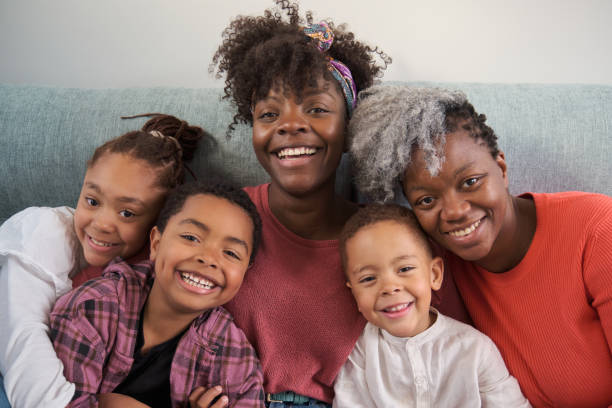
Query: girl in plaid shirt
50 182 265 408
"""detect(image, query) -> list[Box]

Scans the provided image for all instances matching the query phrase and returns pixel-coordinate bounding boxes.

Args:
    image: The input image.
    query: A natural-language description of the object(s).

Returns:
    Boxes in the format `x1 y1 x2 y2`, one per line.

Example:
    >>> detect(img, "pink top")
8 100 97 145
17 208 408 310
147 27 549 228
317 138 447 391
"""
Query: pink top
225 184 366 403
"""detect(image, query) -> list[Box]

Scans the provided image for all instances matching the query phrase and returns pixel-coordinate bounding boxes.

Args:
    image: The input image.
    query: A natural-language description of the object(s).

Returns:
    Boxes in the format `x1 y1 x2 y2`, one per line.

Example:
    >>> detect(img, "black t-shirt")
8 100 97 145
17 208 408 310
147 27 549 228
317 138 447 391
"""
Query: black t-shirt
113 309 186 408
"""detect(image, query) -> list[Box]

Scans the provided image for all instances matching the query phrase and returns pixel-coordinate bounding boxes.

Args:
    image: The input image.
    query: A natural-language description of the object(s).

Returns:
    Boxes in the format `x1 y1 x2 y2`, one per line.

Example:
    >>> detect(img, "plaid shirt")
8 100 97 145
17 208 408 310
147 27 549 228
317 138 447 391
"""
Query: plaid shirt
50 259 264 408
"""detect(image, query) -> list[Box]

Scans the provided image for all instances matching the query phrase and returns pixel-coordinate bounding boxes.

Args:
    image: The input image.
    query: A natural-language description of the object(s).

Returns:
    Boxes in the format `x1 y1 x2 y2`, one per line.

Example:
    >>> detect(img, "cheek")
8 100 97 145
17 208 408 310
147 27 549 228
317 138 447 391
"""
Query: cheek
414 211 436 235
73 210 88 238
352 288 375 311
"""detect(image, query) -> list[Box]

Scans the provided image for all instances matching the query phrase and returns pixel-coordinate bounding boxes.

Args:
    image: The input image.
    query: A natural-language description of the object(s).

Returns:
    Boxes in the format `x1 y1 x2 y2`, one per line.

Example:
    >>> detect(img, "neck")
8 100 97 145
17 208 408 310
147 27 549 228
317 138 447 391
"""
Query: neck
141 283 199 353
477 194 537 273
267 179 357 240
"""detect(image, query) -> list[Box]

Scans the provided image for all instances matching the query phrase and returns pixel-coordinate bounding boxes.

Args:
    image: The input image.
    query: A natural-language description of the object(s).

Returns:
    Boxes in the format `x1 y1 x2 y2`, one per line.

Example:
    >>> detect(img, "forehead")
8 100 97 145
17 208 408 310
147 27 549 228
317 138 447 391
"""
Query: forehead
406 130 494 179
84 153 162 197
169 194 253 238
346 220 429 260
259 76 344 103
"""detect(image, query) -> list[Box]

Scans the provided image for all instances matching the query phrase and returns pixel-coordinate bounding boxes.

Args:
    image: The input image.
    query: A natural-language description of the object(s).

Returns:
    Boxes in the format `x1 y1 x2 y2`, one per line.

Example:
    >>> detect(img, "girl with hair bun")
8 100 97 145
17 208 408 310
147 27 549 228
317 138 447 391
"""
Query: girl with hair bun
0 114 210 407
211 1 389 406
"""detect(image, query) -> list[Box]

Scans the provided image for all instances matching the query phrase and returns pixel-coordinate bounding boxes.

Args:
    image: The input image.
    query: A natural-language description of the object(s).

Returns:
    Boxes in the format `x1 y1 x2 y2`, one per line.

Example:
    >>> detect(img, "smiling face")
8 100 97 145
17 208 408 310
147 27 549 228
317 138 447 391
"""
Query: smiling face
402 130 512 267
149 194 254 316
74 153 166 267
345 220 443 338
251 79 347 197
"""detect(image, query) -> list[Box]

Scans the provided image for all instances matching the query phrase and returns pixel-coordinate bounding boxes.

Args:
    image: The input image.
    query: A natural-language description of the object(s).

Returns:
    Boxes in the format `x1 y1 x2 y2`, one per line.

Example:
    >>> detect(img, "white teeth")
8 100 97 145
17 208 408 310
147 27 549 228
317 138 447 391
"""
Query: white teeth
448 219 481 237
277 146 316 159
384 303 409 313
180 271 216 290
90 236 115 247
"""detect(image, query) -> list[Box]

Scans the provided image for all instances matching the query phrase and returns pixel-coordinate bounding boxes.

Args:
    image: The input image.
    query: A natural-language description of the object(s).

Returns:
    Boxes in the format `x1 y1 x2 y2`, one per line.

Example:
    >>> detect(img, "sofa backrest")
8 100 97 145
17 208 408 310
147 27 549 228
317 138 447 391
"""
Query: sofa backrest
1 82 610 224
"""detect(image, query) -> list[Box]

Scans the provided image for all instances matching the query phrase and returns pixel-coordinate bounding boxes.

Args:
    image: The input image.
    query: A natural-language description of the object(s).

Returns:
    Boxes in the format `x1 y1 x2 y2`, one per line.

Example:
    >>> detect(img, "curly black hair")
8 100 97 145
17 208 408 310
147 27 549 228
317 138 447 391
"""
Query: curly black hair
339 203 433 273
211 0 390 135
445 102 499 158
155 181 262 264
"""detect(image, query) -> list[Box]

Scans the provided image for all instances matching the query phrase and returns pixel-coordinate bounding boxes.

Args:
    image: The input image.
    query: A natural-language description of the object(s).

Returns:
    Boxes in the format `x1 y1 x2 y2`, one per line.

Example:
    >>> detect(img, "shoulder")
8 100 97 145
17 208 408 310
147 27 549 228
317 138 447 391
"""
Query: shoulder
530 192 612 238
187 307 261 378
242 184 268 211
51 273 122 319
530 191 612 216
0 206 78 292
436 313 493 346
192 307 253 348
0 206 75 249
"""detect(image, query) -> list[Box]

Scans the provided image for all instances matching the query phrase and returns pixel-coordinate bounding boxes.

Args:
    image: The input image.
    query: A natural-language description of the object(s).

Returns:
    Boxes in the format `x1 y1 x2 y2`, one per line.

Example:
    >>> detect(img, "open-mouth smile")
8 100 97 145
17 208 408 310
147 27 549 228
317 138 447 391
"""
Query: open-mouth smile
178 270 220 290
275 146 318 159
446 218 483 237
87 234 119 249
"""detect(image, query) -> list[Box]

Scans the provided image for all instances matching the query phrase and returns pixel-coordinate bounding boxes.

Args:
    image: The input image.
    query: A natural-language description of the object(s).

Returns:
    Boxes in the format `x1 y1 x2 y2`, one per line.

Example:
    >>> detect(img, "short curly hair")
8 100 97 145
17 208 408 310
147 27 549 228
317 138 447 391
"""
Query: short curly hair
348 85 499 202
211 0 390 135
339 203 433 274
156 181 262 265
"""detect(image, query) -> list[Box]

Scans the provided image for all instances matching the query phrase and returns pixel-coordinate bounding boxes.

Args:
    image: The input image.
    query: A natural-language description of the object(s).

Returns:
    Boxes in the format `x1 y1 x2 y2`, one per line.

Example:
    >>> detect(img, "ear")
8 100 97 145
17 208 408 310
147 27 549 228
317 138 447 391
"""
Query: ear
429 256 444 291
149 226 161 262
495 151 509 189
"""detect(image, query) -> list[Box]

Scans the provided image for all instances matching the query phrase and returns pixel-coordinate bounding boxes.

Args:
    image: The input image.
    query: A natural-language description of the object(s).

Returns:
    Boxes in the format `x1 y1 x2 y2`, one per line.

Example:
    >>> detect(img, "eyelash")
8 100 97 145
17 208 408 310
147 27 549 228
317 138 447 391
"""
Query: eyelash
180 234 199 243
224 250 240 260
85 197 98 207
119 209 135 218
462 176 478 188
358 276 375 284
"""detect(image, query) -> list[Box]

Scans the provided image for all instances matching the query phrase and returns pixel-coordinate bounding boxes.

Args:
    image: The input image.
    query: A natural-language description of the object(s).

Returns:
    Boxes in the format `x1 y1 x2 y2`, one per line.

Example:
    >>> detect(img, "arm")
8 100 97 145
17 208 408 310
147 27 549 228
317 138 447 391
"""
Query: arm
226 346 264 408
332 340 377 408
478 337 531 408
0 207 77 408
583 202 612 352
50 290 118 408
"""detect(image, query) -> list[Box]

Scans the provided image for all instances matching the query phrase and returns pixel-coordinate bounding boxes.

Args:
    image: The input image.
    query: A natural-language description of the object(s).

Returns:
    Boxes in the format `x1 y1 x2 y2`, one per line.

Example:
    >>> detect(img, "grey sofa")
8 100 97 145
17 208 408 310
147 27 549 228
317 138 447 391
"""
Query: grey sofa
1 82 611 224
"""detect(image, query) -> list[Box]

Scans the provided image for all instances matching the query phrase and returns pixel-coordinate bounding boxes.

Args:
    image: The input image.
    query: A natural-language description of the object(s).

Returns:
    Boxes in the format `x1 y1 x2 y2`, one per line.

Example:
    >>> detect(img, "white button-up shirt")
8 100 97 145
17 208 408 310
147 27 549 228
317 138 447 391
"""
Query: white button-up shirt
333 309 531 408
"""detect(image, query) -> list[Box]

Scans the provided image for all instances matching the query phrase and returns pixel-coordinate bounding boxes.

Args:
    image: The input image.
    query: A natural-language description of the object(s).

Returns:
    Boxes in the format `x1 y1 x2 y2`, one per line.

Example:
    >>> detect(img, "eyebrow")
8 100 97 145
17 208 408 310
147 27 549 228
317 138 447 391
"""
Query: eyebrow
453 161 476 178
84 182 147 207
179 218 250 254
404 160 477 194
349 255 417 276
303 87 332 97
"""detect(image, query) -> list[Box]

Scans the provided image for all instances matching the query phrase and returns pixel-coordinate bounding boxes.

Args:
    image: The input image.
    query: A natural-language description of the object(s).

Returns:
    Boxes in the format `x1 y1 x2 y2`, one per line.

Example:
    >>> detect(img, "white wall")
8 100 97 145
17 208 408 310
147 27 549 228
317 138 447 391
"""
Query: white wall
1 0 611 88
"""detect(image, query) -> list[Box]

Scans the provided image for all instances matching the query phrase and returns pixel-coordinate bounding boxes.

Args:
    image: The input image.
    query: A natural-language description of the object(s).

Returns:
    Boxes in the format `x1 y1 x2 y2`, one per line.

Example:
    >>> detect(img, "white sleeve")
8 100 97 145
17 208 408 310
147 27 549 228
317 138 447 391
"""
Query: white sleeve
478 336 532 408
332 335 378 408
0 207 78 408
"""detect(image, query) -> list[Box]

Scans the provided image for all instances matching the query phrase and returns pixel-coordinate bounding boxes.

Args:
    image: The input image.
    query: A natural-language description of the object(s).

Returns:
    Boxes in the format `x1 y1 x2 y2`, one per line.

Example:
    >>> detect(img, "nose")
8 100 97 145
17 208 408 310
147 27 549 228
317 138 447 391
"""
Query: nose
196 247 218 269
277 107 308 135
91 208 115 233
440 192 470 222
380 275 401 296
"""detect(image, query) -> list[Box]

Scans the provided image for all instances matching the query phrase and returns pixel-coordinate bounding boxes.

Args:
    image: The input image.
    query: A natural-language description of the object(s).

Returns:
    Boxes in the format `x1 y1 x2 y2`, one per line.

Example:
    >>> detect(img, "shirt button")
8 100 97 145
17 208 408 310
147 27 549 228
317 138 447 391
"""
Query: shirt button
415 376 426 386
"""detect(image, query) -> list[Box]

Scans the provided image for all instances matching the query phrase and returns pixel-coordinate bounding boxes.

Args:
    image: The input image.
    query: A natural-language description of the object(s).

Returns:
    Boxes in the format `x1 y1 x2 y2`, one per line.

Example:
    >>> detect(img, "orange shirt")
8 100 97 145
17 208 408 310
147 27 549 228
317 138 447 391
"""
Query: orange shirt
447 192 612 407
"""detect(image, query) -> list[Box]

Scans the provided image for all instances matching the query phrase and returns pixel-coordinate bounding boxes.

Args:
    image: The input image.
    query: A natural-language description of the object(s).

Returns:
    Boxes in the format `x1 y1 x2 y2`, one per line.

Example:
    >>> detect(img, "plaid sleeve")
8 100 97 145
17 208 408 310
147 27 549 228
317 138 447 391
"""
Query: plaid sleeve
50 283 120 408
213 313 265 408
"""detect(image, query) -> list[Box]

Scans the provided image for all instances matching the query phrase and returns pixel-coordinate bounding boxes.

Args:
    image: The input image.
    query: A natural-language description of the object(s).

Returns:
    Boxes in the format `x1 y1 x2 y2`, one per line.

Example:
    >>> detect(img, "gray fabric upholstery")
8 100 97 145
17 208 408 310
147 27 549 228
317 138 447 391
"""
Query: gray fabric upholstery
1 83 610 224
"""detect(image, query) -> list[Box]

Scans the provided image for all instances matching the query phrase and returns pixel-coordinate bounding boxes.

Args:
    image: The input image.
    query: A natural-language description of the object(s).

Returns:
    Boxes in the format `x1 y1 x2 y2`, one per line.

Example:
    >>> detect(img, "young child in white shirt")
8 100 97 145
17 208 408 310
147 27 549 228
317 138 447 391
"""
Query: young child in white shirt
333 204 531 407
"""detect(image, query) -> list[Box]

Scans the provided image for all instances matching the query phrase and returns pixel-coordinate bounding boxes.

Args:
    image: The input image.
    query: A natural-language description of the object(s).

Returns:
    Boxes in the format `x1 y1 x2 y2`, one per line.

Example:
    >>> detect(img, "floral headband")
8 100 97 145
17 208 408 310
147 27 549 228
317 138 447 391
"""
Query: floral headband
303 22 357 117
